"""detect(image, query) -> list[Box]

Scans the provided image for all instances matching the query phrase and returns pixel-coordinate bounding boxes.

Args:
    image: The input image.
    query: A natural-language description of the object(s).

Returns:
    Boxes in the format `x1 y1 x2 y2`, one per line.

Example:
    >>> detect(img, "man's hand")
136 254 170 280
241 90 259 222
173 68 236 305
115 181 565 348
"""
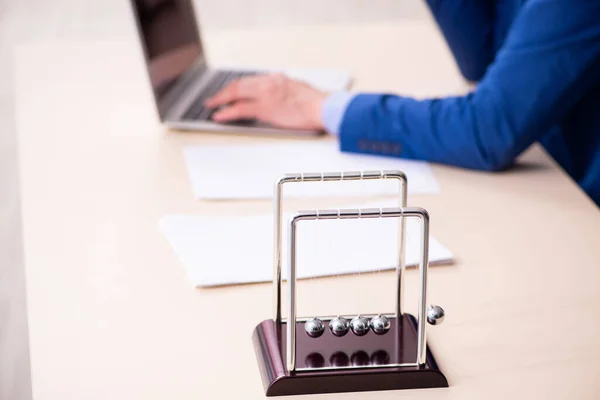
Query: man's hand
204 74 327 130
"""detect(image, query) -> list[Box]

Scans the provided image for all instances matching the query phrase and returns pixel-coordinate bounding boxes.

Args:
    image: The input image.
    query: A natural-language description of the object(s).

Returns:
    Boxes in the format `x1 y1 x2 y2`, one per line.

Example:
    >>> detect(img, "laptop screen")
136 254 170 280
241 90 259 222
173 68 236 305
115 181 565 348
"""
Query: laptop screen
131 0 204 114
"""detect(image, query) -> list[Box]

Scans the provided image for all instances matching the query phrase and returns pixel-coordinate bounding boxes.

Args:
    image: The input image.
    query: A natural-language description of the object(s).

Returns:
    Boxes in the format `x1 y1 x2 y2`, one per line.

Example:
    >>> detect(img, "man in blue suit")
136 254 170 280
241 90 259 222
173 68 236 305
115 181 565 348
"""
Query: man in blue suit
206 0 600 206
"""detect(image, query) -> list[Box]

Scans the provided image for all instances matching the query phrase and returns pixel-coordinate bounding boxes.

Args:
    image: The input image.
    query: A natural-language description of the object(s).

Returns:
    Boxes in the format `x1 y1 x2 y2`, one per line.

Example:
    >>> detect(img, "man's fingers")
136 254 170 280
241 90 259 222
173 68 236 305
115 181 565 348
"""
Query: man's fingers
204 81 241 107
211 101 260 122
205 75 267 107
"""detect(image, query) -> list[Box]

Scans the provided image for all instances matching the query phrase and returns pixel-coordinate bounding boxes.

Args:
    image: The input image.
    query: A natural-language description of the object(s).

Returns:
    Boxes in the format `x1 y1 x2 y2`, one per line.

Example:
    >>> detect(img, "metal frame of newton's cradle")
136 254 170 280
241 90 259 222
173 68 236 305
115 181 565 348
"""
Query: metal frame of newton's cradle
251 170 448 397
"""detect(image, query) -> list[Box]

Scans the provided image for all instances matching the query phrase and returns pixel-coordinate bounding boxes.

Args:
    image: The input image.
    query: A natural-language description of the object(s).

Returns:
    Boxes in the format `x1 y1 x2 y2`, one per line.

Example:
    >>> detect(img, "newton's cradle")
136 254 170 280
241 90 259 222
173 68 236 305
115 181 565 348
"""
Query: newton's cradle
252 170 447 396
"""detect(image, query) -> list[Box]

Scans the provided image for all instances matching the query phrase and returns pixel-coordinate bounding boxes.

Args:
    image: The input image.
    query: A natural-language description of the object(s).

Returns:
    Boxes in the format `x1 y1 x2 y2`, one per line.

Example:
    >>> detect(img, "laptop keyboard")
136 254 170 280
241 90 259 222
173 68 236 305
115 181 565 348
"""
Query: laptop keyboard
182 70 258 123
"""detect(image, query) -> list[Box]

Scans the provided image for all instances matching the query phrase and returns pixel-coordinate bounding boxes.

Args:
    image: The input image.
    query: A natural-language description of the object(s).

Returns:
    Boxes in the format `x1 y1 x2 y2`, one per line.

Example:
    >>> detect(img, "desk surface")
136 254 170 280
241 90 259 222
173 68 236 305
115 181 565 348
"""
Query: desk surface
16 14 600 400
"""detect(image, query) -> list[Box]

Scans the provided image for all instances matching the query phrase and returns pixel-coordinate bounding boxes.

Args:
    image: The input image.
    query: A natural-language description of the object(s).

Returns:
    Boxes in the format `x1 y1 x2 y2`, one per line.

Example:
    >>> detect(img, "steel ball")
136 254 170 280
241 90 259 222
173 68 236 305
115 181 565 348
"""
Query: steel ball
305 317 325 338
350 316 370 336
370 315 391 335
426 305 445 325
329 316 350 337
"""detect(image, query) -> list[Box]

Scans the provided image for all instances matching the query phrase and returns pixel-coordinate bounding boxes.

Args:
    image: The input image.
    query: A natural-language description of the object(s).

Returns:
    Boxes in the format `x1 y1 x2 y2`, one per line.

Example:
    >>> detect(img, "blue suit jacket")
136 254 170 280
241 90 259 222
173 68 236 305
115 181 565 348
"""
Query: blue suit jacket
336 0 600 206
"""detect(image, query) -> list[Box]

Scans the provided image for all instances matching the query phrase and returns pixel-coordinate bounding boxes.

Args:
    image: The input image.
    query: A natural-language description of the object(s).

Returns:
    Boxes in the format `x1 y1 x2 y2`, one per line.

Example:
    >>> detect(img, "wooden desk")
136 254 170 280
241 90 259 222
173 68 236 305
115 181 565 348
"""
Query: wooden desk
16 18 600 400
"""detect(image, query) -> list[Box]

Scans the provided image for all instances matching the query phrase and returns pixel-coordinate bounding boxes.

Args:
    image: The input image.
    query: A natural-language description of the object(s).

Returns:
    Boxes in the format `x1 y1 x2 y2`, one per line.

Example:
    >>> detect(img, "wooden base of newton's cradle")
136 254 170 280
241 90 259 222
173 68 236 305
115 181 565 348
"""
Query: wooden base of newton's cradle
252 314 448 396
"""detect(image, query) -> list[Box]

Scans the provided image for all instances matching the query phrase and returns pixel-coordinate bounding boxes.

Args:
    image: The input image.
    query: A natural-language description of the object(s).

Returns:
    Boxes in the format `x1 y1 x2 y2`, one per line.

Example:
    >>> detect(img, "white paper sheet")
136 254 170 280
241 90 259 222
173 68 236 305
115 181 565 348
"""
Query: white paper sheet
183 141 440 200
159 203 453 287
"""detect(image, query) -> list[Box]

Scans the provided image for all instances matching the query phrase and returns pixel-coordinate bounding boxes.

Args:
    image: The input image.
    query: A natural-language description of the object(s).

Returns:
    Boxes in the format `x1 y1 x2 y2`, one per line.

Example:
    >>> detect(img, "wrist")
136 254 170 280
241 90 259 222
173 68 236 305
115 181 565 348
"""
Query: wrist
307 92 328 130
320 91 355 135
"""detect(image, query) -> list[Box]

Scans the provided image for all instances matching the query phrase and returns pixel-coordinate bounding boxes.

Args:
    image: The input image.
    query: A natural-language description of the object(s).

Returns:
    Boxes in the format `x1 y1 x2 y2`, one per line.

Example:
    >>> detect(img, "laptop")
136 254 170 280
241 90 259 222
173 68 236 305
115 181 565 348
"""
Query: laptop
129 0 353 136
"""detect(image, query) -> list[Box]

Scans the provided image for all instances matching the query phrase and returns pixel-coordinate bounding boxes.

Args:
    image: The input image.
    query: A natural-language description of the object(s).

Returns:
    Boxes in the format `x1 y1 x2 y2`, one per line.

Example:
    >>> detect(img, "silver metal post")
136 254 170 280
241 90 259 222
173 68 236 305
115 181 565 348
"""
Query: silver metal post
272 171 407 324
416 210 430 366
285 207 428 372
272 177 287 324
286 217 299 372
397 175 408 319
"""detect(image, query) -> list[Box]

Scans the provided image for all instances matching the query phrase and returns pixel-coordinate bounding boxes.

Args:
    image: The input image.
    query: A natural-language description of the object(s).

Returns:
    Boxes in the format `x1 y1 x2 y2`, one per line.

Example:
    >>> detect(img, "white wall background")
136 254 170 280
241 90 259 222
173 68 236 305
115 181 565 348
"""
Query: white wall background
1 1 429 38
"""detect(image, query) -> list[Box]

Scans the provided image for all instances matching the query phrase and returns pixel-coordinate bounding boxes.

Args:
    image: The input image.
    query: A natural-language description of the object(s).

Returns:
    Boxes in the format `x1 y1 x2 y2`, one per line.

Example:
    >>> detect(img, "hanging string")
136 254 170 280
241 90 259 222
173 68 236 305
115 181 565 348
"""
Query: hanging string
311 217 317 319
355 173 366 317
332 179 343 319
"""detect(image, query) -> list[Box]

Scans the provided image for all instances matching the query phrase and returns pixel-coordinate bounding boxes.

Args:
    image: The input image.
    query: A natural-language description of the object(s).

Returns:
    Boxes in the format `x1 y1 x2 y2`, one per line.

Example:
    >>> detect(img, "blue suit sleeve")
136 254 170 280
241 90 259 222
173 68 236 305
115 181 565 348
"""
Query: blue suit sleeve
338 0 600 171
425 0 494 81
